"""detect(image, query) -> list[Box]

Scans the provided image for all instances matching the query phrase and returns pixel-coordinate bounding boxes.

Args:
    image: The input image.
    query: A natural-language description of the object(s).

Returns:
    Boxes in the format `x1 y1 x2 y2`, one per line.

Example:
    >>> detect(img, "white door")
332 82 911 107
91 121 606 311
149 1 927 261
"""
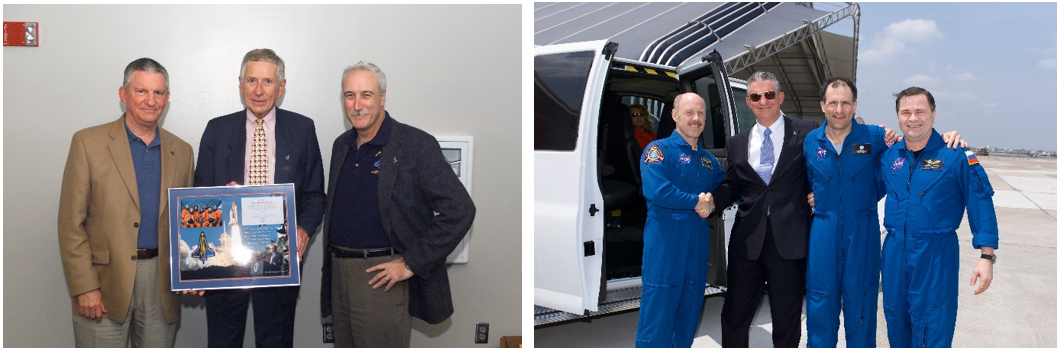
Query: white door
533 40 613 314
676 50 739 281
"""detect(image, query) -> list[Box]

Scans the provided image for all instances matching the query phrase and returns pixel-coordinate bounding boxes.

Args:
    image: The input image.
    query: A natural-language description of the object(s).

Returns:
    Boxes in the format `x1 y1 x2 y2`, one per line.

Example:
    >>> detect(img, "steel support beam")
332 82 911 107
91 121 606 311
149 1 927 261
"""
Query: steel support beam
725 2 860 75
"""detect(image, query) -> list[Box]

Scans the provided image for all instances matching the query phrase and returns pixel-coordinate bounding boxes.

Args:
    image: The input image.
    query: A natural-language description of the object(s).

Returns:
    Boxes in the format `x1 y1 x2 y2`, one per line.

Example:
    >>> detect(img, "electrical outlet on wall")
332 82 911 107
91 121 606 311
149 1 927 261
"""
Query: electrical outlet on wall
474 322 489 344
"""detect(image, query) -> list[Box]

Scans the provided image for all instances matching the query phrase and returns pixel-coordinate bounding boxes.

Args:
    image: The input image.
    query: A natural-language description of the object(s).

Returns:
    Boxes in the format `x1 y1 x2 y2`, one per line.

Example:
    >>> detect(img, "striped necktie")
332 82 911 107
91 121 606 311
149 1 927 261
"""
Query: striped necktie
249 118 268 185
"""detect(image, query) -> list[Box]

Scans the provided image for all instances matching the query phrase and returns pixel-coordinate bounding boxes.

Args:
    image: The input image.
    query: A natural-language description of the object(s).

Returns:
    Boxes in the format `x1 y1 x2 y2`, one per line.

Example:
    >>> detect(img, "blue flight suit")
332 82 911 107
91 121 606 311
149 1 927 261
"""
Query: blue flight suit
635 132 724 348
878 130 999 348
803 123 888 347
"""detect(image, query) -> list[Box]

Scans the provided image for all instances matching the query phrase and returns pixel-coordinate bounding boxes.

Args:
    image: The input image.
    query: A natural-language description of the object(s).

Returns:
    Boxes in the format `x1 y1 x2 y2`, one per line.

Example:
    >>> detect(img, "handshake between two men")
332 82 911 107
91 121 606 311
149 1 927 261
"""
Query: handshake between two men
695 192 715 218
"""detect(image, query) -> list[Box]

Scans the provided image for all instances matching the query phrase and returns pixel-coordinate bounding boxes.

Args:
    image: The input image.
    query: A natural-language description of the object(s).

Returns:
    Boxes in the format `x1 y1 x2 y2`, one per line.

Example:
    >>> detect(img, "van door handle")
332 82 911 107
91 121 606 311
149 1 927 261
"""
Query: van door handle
589 204 599 216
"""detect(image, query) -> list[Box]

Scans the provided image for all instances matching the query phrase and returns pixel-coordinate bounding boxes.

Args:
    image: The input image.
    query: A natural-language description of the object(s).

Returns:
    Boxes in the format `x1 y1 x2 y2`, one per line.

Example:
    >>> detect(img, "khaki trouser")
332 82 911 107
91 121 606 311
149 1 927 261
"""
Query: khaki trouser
72 257 176 347
331 252 412 348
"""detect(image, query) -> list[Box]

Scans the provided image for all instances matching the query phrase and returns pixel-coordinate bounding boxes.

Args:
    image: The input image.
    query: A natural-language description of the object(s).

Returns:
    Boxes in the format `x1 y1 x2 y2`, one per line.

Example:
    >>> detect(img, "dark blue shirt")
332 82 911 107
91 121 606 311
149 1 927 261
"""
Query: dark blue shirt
329 114 393 249
125 123 162 249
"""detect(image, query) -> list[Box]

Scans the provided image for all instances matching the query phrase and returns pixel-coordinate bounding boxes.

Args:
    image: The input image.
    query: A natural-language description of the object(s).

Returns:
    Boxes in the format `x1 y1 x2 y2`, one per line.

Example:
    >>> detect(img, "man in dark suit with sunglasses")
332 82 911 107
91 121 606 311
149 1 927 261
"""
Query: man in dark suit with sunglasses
708 71 819 347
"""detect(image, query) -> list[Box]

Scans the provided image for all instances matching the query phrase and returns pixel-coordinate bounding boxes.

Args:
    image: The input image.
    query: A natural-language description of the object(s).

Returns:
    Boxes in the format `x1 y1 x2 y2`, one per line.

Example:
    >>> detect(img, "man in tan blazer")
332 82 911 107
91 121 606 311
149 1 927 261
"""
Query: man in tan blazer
58 58 194 347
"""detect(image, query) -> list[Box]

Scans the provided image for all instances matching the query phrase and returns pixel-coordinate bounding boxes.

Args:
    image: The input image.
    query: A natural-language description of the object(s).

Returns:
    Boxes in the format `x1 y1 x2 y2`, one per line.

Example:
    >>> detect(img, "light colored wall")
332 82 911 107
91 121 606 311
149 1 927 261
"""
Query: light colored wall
3 4 522 347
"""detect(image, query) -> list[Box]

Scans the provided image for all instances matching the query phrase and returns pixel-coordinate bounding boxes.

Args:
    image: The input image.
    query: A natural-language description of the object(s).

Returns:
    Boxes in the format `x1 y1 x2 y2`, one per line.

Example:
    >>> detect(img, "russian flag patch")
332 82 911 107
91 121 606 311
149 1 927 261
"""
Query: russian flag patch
965 150 980 165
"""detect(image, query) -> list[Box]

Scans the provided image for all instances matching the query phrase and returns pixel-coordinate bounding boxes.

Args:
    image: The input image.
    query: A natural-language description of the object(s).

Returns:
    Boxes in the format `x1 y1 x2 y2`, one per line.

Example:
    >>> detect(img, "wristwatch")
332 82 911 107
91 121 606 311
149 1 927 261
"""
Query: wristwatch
981 253 997 264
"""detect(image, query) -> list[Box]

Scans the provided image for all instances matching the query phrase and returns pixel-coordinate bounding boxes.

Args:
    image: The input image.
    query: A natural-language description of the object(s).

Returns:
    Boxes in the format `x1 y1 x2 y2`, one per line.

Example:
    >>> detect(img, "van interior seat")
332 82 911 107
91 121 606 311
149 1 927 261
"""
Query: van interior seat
597 97 639 211
656 102 675 140
604 99 644 187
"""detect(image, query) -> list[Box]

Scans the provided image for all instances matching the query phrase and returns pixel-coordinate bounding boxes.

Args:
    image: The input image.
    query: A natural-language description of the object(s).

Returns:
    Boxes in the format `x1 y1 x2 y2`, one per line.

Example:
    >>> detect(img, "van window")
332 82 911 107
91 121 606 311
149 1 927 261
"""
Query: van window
534 51 595 151
690 75 727 149
622 96 664 133
731 87 757 134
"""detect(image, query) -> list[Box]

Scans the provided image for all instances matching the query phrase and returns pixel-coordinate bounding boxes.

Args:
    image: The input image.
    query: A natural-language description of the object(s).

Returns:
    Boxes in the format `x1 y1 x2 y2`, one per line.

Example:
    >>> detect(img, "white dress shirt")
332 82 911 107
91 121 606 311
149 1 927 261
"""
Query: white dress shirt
748 114 785 177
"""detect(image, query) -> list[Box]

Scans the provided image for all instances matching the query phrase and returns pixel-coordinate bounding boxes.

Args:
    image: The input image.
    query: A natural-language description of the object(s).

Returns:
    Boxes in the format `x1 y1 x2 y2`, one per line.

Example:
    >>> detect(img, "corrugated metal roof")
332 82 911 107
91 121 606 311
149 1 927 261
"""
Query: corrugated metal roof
534 2 860 124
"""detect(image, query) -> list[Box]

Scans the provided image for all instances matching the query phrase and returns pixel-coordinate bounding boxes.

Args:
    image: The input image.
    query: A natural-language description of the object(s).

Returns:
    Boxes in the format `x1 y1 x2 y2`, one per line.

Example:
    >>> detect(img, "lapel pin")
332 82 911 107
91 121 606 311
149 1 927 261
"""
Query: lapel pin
393 157 398 163
285 155 290 160
170 151 175 155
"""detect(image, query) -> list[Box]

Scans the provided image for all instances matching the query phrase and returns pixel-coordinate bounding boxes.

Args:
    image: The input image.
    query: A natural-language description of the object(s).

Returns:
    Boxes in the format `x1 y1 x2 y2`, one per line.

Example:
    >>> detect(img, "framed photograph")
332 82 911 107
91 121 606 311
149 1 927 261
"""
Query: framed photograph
168 184 299 291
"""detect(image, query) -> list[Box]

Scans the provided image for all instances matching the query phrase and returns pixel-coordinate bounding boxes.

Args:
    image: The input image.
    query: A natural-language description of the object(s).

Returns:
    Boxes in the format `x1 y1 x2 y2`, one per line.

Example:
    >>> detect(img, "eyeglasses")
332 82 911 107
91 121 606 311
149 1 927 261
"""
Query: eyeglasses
823 101 853 109
631 113 644 117
748 91 777 102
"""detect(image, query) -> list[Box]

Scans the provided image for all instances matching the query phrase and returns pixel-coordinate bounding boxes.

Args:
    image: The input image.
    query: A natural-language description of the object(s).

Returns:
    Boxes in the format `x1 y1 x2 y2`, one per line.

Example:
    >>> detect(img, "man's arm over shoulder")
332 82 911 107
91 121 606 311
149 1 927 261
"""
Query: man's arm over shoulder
57 130 100 297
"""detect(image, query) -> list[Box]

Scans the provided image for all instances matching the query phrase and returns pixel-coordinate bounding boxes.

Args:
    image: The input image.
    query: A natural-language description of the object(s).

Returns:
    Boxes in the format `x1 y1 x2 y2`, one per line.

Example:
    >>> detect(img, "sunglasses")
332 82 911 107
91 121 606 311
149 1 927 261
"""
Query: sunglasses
748 91 777 102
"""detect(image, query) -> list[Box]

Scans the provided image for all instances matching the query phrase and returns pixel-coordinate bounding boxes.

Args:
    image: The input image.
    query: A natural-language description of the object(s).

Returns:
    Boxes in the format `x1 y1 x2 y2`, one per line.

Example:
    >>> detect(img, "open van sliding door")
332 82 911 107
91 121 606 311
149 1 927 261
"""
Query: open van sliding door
674 50 738 291
534 40 615 315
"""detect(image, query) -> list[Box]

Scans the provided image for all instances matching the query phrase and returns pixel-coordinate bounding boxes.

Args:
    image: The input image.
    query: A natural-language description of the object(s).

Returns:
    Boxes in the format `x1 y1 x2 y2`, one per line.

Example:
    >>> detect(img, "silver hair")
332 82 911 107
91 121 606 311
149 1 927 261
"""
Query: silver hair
342 61 387 93
123 58 169 90
240 48 285 82
747 71 781 92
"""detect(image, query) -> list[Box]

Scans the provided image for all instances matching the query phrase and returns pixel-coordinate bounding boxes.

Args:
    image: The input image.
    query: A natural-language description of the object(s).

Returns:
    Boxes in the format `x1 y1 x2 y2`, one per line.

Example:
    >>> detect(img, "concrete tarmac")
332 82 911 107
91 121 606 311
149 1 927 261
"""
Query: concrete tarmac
534 156 1056 348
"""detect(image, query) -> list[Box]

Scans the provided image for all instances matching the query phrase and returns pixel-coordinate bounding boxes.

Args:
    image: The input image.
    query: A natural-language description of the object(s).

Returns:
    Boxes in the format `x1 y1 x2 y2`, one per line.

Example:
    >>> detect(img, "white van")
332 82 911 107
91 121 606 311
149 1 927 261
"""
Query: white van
534 40 760 325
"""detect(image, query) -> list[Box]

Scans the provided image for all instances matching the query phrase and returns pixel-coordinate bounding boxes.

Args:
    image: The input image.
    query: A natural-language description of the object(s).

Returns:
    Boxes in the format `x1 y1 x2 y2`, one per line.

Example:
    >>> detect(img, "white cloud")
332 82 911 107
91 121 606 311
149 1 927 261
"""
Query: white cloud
945 64 954 71
1038 58 1056 68
934 89 978 101
951 72 976 82
862 19 944 63
902 74 940 87
978 102 999 109
884 19 944 43
1026 103 1034 108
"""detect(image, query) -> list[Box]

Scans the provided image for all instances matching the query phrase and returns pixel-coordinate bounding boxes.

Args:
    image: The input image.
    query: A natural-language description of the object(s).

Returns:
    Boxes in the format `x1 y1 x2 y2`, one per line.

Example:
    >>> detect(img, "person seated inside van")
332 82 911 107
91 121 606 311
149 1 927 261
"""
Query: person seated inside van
630 103 656 150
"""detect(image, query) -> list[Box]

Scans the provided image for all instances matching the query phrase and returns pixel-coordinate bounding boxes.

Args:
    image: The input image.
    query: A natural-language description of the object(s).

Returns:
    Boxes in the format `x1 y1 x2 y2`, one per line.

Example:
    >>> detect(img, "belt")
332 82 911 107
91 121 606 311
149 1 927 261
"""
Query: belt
330 245 397 259
136 248 159 260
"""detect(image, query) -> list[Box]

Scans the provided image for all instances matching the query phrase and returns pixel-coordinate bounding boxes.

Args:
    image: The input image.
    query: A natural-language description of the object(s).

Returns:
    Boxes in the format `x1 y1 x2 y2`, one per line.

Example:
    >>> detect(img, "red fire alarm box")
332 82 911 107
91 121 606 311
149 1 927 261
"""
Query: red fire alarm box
4 22 39 46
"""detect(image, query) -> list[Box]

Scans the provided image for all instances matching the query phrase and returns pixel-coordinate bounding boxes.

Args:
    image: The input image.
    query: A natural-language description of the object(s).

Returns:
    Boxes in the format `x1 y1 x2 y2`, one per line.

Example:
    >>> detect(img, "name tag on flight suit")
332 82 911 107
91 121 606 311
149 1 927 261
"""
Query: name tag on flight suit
852 143 871 155
921 159 943 170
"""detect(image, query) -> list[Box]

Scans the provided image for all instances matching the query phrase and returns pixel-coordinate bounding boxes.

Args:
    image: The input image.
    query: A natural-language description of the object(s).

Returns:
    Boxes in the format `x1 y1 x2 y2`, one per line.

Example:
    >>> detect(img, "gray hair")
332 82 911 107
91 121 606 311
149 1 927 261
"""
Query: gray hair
342 61 387 93
123 58 169 90
747 71 781 92
240 48 285 82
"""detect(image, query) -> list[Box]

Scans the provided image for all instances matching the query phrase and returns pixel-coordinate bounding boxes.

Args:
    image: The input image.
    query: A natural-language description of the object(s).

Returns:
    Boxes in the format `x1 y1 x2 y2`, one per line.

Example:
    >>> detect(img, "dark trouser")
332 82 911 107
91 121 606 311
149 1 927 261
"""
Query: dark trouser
721 224 806 348
204 285 300 347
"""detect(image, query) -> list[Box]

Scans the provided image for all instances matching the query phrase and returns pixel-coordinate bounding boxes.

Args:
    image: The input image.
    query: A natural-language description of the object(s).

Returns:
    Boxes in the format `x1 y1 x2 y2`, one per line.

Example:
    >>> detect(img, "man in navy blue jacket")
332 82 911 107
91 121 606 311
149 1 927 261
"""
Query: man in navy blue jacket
193 48 325 347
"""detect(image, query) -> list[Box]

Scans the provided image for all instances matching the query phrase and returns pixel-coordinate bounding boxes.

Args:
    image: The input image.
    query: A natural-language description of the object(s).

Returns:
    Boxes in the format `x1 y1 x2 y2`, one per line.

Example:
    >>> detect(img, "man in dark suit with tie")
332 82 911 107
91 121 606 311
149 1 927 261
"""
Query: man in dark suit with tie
193 48 326 347
709 71 819 347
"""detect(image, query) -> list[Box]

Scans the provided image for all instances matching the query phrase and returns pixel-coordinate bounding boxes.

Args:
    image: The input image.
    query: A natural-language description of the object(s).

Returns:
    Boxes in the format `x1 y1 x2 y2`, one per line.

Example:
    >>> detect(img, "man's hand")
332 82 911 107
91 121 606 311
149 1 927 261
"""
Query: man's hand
881 125 899 147
367 257 414 292
970 257 994 295
77 289 107 322
941 131 968 149
695 192 714 218
297 226 309 259
807 192 815 209
180 289 205 296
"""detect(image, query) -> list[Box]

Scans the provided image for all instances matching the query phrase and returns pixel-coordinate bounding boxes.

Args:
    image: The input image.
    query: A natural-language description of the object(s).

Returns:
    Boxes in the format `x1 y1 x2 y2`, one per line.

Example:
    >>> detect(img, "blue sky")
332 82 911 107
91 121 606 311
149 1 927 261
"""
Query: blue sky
822 2 1057 151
